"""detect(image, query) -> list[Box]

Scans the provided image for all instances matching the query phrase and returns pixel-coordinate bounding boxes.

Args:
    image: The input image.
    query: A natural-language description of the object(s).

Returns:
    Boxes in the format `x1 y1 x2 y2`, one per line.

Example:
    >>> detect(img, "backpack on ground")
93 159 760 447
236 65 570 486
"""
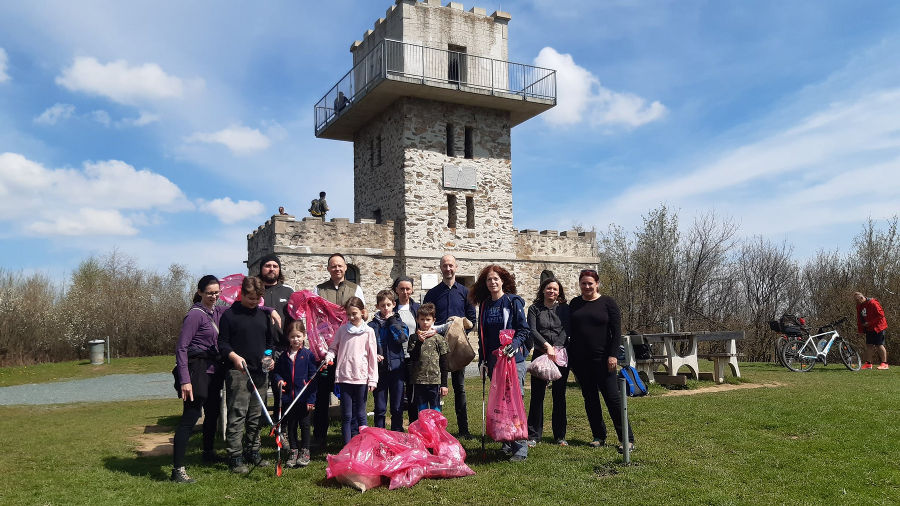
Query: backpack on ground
618 365 648 397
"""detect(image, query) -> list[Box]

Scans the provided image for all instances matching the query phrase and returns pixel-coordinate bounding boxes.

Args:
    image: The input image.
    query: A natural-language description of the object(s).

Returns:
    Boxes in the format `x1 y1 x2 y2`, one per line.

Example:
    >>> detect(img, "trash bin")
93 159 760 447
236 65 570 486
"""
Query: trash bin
88 339 106 365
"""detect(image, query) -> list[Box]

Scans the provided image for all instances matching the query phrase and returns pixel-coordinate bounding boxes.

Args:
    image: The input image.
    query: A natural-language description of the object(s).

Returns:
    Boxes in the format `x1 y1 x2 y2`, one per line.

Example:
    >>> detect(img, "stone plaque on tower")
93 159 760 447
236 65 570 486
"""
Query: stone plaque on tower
442 164 477 190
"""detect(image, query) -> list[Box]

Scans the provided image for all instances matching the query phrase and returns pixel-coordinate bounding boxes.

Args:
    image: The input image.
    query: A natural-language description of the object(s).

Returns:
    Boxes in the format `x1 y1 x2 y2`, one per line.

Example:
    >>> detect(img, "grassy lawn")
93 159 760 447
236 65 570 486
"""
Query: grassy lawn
0 356 172 387
0 362 897 505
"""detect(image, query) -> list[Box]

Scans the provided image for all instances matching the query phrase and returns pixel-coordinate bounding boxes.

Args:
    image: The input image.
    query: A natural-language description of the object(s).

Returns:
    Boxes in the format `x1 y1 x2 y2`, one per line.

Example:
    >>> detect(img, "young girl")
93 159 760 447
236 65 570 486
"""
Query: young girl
273 320 318 468
324 297 379 445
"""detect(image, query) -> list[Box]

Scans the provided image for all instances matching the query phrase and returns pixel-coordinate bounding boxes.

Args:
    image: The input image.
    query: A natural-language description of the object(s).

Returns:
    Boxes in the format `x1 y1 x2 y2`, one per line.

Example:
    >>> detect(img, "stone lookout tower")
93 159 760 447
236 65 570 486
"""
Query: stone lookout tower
248 0 598 302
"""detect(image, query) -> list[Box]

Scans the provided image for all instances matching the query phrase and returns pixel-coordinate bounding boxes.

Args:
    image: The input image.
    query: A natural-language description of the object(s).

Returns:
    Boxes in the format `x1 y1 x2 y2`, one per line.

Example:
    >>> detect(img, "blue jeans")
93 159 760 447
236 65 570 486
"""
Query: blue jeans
373 367 405 431
411 384 442 413
338 383 368 445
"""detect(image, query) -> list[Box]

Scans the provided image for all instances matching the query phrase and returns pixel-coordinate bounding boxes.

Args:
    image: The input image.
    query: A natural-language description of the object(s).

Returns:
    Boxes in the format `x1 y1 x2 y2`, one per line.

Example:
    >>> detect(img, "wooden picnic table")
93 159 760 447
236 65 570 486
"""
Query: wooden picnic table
623 331 744 385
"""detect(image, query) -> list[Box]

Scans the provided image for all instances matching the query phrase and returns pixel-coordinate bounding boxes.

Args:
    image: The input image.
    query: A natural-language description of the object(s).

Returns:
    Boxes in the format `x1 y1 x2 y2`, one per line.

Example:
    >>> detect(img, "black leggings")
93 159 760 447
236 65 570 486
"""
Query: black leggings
284 404 311 450
571 362 634 444
527 364 569 441
173 371 224 468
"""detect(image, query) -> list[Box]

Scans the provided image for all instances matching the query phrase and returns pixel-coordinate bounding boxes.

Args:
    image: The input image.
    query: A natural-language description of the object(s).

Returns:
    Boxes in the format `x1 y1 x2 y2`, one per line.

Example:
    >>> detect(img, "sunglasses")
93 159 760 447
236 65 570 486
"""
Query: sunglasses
579 269 598 277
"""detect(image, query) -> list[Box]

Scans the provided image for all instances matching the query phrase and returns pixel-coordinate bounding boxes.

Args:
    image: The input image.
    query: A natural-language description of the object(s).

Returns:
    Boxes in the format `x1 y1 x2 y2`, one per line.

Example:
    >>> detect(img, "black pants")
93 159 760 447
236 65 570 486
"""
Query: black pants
312 364 336 444
450 369 469 434
571 362 634 444
172 369 225 468
527 365 569 441
284 404 311 450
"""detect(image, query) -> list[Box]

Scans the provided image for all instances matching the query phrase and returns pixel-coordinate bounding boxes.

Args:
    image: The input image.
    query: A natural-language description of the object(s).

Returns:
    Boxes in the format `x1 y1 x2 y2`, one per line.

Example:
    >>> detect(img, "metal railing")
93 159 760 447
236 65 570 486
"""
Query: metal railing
314 39 556 134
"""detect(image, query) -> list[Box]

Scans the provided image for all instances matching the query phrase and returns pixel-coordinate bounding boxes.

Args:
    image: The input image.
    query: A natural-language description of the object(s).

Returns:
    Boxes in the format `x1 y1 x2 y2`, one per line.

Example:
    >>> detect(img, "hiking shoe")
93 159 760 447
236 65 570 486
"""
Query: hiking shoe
297 448 311 467
245 452 270 468
617 442 636 454
861 362 873 370
229 456 249 475
170 466 195 483
877 362 890 370
589 439 605 448
285 449 299 468
509 454 527 462
556 439 569 447
526 439 537 448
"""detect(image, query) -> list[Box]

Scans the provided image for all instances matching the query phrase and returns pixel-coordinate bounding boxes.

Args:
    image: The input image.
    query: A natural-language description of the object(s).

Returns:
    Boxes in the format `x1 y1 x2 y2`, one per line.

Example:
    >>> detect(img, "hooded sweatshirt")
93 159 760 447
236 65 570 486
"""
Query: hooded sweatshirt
329 322 379 388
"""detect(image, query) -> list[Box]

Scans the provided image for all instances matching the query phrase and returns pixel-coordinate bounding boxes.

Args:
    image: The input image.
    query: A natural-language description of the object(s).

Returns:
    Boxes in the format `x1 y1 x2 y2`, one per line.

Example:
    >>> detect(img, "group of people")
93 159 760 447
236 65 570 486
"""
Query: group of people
170 252 636 482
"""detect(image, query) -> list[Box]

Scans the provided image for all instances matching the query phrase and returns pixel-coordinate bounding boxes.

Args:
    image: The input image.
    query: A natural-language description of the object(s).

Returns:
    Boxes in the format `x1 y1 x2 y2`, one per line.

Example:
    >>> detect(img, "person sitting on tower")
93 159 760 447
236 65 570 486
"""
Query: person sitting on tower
309 191 329 218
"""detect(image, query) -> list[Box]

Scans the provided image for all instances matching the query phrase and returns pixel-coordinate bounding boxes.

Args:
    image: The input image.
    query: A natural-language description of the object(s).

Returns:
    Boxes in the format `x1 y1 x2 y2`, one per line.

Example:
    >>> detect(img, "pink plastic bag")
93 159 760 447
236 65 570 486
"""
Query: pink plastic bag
553 346 568 367
326 410 474 491
486 351 528 442
526 353 561 381
285 290 346 361
218 274 264 307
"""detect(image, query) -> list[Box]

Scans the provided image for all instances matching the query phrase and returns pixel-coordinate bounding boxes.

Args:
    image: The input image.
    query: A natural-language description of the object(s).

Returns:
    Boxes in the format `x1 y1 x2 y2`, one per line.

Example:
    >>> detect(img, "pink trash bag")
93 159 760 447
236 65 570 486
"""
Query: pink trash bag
326 410 474 491
218 274 264 307
285 290 346 361
486 330 528 442
552 346 568 367
526 353 561 381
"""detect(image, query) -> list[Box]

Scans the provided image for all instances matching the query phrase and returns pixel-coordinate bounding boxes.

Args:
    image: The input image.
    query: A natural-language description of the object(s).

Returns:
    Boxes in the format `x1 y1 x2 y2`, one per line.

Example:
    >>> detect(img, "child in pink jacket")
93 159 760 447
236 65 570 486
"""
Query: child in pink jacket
324 297 379 444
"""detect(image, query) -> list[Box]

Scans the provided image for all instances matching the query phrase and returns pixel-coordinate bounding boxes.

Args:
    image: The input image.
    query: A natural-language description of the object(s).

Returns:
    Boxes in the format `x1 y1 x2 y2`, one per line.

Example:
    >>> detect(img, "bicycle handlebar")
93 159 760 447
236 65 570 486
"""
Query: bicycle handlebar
817 316 848 333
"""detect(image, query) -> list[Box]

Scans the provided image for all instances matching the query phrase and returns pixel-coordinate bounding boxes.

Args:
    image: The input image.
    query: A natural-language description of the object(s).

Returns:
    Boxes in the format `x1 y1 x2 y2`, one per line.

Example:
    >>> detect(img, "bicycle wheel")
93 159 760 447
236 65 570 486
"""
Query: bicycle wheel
839 340 862 371
781 339 816 372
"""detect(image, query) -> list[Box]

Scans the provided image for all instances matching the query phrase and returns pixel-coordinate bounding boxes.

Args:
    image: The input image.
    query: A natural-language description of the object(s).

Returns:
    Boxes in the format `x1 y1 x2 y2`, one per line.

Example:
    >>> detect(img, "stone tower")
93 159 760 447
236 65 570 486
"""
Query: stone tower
248 0 598 304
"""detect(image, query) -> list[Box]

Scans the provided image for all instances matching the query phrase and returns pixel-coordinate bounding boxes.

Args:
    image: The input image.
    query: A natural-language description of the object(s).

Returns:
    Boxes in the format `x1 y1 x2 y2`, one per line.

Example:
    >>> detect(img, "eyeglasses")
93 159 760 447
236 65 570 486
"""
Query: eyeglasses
204 291 221 297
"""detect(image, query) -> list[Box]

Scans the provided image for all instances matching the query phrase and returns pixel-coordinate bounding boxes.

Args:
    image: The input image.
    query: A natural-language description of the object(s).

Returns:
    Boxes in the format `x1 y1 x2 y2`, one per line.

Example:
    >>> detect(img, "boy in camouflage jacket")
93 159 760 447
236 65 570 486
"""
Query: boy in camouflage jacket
407 303 450 420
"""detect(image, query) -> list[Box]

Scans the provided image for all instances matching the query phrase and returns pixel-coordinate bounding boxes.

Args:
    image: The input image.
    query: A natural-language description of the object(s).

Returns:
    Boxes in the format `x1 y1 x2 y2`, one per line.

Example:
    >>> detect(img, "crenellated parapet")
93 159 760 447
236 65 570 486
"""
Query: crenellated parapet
515 228 598 262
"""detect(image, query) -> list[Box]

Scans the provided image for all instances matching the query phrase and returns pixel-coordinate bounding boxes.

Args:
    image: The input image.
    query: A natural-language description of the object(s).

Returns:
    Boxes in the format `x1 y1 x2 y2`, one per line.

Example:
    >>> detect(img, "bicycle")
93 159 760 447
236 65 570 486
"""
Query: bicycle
779 317 862 372
769 317 808 368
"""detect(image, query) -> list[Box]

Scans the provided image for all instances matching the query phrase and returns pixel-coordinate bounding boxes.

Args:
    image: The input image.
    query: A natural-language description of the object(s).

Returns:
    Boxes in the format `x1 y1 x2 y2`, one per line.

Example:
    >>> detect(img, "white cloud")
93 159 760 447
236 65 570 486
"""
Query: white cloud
0 152 192 237
55 56 202 105
118 111 160 127
91 109 111 126
534 47 666 128
28 208 137 236
186 125 272 155
0 47 8 83
198 197 265 224
34 103 76 125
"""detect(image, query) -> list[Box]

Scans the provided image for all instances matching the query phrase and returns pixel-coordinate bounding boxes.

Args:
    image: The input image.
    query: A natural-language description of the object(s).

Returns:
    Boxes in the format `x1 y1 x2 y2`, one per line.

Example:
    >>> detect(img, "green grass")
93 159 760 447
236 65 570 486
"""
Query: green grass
0 362 897 505
0 356 172 387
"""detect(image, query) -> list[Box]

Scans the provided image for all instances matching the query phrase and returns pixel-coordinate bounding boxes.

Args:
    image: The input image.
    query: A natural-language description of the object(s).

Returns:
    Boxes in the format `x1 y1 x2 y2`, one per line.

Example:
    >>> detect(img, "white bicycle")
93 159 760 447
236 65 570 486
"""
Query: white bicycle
780 317 861 372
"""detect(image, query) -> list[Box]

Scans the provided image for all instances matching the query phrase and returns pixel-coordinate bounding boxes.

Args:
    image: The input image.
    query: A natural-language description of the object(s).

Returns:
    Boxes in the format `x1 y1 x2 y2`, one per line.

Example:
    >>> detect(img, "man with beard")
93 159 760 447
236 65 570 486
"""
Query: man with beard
423 254 477 439
257 254 294 416
312 253 364 449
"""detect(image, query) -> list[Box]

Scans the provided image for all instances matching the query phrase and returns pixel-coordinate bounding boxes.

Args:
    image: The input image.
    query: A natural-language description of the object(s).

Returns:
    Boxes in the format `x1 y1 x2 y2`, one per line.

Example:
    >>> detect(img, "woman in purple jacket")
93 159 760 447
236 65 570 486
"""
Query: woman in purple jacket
171 275 278 483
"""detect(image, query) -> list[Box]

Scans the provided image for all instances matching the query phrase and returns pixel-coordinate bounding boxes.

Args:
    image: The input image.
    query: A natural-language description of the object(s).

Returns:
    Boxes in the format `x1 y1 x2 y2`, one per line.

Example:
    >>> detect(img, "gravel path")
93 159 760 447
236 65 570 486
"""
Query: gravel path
0 373 175 406
0 364 491 406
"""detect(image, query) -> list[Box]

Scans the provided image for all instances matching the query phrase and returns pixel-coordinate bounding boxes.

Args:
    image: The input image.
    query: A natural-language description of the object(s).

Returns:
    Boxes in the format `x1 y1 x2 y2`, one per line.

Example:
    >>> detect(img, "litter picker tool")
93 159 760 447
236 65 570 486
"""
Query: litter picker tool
240 360 278 475
271 360 330 433
480 364 487 461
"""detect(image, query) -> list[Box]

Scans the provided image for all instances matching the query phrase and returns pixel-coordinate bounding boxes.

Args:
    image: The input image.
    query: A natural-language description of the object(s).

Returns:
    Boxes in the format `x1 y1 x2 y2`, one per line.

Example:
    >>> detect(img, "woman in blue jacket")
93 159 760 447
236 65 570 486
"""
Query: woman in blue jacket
469 264 531 462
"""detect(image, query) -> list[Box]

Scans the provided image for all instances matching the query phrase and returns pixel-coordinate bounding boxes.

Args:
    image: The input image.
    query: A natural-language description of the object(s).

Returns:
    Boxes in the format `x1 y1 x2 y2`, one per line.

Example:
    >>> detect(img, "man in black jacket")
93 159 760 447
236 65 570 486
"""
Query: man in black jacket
257 253 293 416
219 277 275 474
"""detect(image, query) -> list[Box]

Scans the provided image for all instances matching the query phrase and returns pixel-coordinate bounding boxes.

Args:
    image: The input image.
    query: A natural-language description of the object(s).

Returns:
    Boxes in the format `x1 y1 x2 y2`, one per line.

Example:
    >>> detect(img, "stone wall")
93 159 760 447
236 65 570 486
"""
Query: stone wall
351 0 510 65
399 97 514 256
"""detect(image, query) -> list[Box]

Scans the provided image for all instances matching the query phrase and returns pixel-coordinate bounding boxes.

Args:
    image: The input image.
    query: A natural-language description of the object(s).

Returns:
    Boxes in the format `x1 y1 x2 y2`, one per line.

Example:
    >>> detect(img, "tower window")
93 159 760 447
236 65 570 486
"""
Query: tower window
446 123 455 157
464 126 473 159
376 135 383 166
466 196 475 229
447 194 457 229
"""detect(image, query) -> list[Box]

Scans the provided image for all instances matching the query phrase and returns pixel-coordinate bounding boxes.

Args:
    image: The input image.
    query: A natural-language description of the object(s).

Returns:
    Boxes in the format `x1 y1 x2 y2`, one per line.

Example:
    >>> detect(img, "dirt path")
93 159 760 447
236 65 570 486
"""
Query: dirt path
662 381 783 396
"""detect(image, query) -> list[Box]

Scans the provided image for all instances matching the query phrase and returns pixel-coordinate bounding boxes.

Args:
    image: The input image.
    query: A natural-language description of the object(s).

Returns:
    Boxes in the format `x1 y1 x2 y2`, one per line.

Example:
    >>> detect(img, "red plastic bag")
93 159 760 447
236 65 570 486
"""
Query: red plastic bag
285 290 346 361
486 352 528 442
326 410 474 491
526 353 561 381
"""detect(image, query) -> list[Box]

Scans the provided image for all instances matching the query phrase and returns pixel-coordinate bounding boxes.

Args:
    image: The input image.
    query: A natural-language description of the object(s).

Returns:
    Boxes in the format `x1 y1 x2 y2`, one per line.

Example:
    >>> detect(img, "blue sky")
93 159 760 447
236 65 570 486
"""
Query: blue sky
1 0 899 280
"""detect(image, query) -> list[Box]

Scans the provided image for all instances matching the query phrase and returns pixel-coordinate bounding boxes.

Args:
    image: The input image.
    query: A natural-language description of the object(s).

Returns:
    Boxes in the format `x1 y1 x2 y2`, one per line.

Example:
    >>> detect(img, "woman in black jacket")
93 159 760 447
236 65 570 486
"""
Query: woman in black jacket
526 277 571 446
568 269 634 452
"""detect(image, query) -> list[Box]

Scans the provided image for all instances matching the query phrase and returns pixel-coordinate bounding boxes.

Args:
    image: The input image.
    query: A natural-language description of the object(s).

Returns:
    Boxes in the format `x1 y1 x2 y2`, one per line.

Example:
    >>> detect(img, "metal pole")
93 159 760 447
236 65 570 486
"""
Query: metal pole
619 376 631 464
106 336 110 364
